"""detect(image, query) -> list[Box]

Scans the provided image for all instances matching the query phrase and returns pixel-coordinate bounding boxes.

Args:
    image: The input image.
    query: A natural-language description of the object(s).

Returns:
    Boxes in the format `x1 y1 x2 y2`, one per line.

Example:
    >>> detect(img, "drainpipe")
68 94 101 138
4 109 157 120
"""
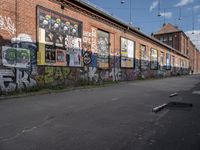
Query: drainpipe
114 35 116 82
15 0 18 92
15 0 18 37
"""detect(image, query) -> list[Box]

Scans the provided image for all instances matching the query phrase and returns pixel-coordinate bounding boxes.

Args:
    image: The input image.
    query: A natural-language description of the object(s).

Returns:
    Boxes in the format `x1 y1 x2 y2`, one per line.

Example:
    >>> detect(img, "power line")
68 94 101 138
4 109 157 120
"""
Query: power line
101 2 200 11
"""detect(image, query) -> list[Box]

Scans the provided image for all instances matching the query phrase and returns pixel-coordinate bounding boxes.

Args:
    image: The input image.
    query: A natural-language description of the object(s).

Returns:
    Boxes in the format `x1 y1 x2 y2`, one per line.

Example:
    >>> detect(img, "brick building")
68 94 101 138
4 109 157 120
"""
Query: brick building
154 23 200 74
0 0 190 94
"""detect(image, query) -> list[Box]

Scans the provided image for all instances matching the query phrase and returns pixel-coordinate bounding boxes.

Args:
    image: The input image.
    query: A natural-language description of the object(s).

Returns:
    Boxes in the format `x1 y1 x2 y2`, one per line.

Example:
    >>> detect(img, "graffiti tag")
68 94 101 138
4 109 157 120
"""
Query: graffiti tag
83 51 92 65
0 69 36 92
0 16 16 35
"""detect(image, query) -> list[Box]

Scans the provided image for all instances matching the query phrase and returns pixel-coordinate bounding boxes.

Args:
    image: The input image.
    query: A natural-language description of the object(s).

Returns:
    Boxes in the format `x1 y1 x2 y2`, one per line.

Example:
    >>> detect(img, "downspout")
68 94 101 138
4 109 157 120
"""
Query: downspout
15 0 18 37
114 34 116 82
15 0 18 92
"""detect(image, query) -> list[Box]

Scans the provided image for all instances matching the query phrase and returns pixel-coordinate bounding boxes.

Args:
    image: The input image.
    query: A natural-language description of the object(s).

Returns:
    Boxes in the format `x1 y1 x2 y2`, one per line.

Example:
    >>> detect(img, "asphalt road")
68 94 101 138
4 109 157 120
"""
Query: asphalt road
0 75 200 150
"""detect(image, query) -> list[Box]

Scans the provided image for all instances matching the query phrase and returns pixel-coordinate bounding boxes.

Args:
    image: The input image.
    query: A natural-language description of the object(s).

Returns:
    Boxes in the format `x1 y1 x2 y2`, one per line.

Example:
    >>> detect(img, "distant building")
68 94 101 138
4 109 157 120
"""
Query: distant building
154 23 200 74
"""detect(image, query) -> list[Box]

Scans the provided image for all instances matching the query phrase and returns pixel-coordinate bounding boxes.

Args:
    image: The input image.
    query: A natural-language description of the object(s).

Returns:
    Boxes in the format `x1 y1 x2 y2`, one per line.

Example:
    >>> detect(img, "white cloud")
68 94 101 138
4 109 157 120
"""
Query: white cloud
150 0 159 11
194 5 200 11
174 0 194 7
187 5 200 12
185 30 200 51
160 12 173 18
197 15 200 23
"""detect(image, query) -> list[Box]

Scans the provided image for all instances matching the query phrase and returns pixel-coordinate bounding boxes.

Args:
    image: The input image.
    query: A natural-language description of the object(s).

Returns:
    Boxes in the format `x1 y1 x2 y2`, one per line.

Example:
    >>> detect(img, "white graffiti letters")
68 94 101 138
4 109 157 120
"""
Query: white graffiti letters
88 67 99 82
110 68 122 81
83 28 97 53
86 67 121 82
0 69 16 92
0 16 16 35
16 69 37 89
0 69 36 93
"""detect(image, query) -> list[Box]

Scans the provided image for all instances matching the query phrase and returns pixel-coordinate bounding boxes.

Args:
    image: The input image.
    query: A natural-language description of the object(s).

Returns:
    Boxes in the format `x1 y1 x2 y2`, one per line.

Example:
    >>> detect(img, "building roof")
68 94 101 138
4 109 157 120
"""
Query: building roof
56 0 189 59
154 23 181 35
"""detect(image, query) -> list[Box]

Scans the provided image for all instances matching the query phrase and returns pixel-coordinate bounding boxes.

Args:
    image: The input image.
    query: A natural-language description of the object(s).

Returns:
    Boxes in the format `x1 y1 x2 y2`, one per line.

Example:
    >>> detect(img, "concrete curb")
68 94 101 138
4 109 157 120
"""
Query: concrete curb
169 93 178 97
0 90 51 101
0 83 117 101
152 103 168 113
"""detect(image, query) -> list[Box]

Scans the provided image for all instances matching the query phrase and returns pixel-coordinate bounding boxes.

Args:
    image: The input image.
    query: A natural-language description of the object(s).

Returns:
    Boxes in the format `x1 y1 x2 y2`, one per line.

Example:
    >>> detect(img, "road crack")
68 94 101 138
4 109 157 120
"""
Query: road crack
0 115 55 142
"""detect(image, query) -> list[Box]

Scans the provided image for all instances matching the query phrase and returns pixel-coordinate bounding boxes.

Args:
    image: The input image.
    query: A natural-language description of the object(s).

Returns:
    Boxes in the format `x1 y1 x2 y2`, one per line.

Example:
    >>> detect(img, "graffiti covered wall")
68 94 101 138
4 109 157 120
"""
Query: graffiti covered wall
0 33 38 94
0 2 190 95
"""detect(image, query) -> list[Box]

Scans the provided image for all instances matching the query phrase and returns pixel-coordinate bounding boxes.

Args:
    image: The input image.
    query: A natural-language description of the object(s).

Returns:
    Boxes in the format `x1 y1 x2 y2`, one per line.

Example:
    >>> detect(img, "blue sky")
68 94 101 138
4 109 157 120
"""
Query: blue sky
86 0 200 49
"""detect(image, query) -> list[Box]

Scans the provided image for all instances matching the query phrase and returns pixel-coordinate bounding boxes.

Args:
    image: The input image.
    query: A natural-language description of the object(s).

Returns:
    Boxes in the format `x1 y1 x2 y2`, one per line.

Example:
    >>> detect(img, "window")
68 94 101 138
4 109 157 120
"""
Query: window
150 48 158 70
168 42 173 47
160 36 164 41
97 30 110 69
160 51 164 70
166 52 171 70
163 36 167 42
141 45 148 69
121 37 135 68
171 56 175 68
169 36 172 41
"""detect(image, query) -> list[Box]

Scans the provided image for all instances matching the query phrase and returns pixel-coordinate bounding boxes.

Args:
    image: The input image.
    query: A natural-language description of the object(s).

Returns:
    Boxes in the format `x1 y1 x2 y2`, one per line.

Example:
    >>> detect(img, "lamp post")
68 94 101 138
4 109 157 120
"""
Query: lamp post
192 5 195 34
121 0 133 25
157 0 161 17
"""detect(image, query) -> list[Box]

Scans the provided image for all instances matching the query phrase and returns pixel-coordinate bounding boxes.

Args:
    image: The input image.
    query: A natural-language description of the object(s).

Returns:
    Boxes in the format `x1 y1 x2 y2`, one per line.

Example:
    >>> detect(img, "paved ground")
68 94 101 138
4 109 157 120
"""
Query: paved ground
0 75 200 150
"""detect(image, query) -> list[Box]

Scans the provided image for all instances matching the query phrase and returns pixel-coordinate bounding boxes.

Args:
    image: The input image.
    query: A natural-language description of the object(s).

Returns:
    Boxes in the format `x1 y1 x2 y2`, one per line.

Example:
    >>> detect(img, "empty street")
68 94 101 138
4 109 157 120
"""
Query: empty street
0 75 200 150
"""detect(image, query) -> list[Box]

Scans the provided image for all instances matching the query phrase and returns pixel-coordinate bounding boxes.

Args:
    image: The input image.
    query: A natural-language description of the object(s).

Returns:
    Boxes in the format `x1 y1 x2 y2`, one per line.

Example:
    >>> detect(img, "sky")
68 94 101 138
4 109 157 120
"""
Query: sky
86 0 200 50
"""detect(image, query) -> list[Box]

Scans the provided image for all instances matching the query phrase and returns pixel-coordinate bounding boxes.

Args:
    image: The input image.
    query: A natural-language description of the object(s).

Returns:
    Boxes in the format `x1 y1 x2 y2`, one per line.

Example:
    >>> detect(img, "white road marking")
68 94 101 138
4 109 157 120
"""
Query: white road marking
111 97 120 101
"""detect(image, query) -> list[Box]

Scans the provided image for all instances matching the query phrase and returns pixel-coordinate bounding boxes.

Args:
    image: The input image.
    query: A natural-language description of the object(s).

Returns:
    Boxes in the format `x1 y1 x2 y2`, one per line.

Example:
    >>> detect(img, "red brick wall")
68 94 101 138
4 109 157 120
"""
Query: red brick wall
0 0 191 94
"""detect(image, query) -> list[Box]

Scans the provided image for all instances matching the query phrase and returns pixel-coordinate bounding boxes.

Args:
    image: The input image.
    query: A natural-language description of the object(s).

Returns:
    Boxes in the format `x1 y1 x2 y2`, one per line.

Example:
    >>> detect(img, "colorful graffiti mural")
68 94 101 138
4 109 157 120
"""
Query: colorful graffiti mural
37 6 83 66
83 51 92 65
2 46 30 68
0 33 37 93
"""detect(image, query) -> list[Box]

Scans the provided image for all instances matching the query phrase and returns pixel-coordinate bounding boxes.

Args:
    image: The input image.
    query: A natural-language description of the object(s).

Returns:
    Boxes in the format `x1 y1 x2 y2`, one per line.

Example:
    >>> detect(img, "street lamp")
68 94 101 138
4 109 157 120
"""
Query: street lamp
178 7 182 20
121 0 125 4
121 0 133 25
157 0 161 17
192 5 195 34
